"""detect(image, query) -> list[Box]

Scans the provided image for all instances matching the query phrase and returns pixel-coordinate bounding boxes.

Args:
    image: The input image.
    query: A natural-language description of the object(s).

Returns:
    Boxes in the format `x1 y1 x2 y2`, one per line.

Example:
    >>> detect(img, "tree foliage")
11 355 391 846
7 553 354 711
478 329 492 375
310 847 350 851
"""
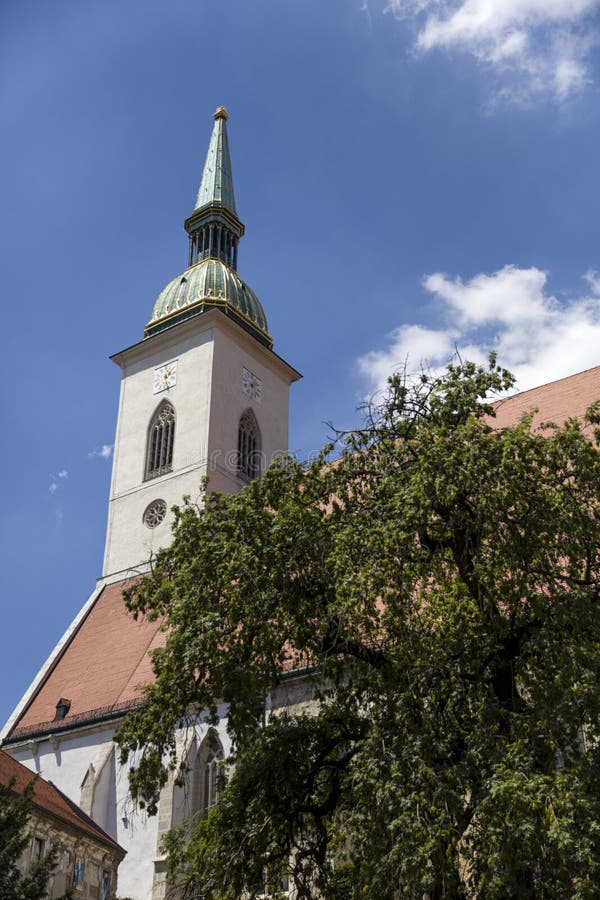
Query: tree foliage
0 776 72 900
117 358 600 898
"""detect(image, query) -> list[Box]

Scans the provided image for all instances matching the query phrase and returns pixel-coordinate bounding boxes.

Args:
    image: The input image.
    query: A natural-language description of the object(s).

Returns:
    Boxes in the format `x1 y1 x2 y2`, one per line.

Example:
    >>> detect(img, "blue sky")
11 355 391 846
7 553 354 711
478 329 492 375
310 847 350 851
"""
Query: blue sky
2 0 600 728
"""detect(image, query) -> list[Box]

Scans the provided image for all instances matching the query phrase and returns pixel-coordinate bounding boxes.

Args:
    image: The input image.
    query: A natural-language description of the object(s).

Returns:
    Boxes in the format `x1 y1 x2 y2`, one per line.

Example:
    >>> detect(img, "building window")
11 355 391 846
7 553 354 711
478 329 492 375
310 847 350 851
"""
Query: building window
145 401 175 480
192 737 225 818
202 749 222 814
257 870 290 897
33 837 45 862
73 856 86 885
143 498 167 529
237 409 261 480
100 870 111 900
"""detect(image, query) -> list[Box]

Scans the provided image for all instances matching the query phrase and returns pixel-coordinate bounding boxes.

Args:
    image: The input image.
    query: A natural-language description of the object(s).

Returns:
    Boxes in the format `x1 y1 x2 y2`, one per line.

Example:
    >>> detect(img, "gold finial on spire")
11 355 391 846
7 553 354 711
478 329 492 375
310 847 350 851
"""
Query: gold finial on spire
213 106 229 120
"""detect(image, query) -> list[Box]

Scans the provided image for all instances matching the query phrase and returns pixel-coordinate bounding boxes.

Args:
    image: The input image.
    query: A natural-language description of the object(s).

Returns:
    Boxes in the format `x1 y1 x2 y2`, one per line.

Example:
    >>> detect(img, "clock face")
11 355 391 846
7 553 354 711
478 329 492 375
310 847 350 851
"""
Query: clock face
242 367 262 403
153 361 178 394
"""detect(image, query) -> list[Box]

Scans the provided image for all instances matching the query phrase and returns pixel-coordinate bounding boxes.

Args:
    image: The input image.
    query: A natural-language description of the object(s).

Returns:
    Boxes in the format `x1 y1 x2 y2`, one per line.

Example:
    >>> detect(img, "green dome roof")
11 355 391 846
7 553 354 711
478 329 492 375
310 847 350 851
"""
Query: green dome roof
145 258 272 346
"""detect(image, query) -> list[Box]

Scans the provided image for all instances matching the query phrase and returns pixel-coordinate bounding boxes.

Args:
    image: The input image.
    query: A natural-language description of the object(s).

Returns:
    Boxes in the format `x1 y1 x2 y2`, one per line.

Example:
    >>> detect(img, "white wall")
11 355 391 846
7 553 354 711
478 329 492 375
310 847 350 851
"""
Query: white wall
207 323 292 491
103 310 297 577
103 322 215 577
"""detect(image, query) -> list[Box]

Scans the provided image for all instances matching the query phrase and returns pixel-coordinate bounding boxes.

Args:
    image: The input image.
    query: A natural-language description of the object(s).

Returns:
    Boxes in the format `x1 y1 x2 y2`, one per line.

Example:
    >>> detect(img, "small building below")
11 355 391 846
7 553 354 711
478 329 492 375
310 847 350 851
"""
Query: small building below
0 749 125 899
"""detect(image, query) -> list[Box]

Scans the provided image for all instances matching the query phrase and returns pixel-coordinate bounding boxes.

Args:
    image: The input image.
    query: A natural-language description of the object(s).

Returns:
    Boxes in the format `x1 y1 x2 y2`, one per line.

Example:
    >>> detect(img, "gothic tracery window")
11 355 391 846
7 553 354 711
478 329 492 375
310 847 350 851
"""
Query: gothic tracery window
145 401 175 480
143 499 167 528
192 738 225 818
237 408 261 480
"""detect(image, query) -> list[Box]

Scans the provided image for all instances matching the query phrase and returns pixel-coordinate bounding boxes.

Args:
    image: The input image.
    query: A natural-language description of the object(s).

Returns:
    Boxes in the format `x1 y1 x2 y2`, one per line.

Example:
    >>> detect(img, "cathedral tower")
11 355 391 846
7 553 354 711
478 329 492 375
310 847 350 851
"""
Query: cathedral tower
103 107 300 577
2 109 300 900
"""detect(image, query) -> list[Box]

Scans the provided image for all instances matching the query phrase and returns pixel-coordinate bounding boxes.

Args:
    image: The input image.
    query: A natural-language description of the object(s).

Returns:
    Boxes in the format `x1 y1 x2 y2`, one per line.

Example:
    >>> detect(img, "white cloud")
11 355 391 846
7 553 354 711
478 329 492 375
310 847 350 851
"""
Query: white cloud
386 0 600 103
422 266 552 325
88 444 113 460
358 324 458 390
584 268 600 294
48 468 69 494
360 0 374 29
358 265 600 395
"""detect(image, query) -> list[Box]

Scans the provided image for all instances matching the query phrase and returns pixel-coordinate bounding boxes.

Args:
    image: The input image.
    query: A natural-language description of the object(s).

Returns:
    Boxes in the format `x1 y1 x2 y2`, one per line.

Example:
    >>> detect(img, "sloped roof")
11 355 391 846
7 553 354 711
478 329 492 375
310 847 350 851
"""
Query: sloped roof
491 365 600 431
0 750 124 854
7 579 165 741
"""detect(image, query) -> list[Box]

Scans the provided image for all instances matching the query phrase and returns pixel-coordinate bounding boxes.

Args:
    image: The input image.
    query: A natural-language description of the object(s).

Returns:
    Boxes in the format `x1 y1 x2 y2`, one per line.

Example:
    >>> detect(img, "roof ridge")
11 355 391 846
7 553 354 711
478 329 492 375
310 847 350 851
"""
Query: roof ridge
496 363 600 405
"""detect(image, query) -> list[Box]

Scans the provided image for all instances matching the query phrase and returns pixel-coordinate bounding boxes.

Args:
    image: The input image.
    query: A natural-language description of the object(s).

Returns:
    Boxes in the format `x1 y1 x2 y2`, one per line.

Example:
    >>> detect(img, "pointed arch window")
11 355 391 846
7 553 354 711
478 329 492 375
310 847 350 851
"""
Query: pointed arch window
237 409 262 480
145 401 175 480
191 737 225 818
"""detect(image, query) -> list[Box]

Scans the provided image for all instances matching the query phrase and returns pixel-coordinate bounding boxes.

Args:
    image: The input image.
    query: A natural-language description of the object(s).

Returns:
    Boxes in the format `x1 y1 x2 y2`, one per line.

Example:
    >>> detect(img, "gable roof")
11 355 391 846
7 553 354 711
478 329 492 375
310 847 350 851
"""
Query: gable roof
5 579 165 742
0 750 124 855
491 365 600 432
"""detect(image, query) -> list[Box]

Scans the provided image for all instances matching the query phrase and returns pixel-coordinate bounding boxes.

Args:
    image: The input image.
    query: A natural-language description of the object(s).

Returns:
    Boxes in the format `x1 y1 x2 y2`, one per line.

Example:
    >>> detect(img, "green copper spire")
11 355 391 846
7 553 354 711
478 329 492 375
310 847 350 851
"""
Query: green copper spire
146 106 272 347
194 107 237 214
184 107 245 271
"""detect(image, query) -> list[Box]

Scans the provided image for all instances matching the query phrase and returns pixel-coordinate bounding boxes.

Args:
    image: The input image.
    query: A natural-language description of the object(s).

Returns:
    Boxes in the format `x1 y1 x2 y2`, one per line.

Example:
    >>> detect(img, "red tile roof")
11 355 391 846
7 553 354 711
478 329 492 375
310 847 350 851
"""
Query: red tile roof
8 580 165 739
0 750 124 854
491 365 600 432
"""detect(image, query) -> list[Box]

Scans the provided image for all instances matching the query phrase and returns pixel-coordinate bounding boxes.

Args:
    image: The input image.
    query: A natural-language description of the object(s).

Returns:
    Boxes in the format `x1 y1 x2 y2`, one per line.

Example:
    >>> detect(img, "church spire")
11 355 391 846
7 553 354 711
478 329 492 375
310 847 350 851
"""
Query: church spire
185 107 244 271
194 106 237 214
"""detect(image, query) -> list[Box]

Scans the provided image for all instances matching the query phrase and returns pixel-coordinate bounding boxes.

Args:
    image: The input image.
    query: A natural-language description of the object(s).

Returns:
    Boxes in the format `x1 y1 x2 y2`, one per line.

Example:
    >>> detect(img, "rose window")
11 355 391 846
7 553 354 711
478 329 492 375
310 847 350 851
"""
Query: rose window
143 499 167 529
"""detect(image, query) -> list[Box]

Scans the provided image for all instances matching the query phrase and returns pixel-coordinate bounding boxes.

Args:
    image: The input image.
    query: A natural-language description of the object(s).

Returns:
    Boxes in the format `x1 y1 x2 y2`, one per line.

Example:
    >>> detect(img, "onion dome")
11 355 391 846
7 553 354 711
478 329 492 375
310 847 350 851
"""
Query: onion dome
145 107 272 348
145 257 271 347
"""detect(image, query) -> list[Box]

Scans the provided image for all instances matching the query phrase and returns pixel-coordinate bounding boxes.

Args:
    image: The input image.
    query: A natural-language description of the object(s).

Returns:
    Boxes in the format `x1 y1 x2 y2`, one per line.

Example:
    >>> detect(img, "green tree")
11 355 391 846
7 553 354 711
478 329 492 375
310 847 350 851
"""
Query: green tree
0 776 72 900
117 357 600 899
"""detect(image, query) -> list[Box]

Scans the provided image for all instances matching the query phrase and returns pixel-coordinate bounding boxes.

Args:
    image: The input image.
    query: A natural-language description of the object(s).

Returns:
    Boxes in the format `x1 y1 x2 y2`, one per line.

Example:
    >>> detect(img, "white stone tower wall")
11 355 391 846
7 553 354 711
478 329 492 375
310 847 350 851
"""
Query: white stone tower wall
103 311 297 578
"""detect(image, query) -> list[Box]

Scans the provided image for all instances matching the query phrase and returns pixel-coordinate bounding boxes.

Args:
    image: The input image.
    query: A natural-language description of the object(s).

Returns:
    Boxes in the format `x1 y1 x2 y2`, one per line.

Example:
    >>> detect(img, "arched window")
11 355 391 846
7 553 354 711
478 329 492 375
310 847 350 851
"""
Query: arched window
191 737 225 818
237 409 262 480
145 401 175 480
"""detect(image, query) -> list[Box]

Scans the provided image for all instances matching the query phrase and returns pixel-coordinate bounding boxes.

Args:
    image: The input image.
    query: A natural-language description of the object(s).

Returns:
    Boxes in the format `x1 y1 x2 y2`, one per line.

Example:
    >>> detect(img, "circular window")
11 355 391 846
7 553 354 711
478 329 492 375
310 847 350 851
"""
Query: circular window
143 499 167 529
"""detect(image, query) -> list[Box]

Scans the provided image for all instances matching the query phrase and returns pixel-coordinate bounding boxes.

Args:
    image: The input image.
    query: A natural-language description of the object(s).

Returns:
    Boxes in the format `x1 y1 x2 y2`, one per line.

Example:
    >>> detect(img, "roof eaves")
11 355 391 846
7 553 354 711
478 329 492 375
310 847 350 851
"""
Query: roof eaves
3 697 143 746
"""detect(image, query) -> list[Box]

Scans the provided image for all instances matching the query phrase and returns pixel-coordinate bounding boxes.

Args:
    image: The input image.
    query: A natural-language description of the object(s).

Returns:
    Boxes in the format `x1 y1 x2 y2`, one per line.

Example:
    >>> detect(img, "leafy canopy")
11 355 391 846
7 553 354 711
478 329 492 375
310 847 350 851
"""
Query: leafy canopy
117 357 600 899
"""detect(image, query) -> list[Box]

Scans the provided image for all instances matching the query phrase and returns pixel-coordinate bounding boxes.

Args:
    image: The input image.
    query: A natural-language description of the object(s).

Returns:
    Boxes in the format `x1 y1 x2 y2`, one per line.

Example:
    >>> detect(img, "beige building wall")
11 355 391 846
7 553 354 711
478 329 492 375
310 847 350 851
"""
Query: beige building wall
20 813 122 899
